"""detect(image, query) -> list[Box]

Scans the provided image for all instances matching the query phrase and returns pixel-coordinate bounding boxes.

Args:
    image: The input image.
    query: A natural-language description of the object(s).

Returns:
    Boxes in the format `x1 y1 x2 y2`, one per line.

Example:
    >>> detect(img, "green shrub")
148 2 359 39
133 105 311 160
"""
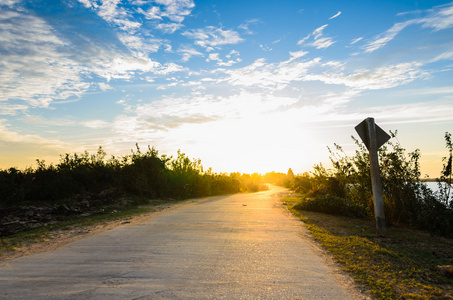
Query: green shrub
0 145 267 209
293 195 367 217
290 131 453 238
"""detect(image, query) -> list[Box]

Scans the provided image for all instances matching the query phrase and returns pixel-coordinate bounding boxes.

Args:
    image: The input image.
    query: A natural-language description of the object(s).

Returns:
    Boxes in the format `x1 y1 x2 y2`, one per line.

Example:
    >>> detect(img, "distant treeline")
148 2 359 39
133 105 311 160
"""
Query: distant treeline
0 145 267 208
285 132 453 238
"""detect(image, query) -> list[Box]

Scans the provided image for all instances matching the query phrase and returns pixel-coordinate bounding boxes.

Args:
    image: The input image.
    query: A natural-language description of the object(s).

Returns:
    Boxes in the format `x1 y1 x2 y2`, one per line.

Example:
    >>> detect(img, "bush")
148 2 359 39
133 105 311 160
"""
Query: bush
290 131 453 238
293 195 367 217
0 145 266 209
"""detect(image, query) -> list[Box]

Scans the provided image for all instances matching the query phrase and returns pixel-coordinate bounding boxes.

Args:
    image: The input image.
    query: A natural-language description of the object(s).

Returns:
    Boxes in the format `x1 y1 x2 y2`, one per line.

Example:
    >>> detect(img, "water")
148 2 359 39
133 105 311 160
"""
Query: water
423 181 452 204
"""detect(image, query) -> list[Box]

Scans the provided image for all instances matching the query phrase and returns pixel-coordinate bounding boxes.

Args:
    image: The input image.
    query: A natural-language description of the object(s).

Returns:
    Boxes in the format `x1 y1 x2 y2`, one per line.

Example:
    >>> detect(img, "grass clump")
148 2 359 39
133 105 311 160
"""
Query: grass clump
285 196 453 299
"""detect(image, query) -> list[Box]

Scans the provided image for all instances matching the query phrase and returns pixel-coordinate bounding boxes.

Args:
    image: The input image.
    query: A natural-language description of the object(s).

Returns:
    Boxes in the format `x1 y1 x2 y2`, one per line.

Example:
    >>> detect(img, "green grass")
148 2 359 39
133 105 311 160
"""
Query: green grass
283 196 453 300
0 198 179 256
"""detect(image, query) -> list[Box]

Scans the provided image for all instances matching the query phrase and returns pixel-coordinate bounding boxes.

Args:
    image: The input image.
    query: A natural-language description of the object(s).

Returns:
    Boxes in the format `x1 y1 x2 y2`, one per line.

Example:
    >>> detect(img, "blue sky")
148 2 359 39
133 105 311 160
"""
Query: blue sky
1 0 452 177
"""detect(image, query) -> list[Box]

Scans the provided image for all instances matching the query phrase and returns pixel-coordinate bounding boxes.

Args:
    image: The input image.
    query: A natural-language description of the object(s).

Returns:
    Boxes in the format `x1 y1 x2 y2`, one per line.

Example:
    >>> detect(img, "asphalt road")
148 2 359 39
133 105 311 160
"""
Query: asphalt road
0 186 367 299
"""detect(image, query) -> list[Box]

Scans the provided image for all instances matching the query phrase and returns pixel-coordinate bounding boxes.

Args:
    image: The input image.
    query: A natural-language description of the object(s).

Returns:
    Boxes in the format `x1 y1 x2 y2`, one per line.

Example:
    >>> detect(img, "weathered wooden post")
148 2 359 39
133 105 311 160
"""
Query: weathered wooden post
355 118 390 237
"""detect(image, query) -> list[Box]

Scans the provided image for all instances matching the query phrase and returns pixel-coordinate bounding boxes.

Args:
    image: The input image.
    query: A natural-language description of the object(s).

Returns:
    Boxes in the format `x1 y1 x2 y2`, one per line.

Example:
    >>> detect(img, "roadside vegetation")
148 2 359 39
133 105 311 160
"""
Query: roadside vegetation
283 200 453 299
281 132 453 299
0 145 267 237
286 132 453 238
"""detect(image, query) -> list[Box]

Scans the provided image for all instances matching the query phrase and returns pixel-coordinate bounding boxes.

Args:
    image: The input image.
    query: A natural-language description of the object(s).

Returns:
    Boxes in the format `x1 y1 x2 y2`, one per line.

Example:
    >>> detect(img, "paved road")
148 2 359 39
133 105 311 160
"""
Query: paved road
0 186 366 299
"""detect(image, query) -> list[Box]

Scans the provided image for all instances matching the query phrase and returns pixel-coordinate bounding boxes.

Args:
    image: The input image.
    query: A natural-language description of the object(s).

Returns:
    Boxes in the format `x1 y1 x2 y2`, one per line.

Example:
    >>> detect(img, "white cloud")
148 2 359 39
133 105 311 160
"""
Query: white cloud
298 24 335 49
350 37 363 44
112 91 299 137
329 11 341 20
155 22 184 34
313 24 328 39
215 54 427 93
178 46 204 62
137 0 194 33
206 51 241 66
260 44 272 51
0 119 72 149
289 50 308 61
137 6 162 20
238 19 260 34
221 57 321 89
0 11 89 109
79 0 141 33
420 3 453 31
367 100 453 126
363 21 414 53
322 61 345 68
0 104 29 116
297 34 310 46
430 51 453 62
0 0 22 7
306 62 428 90
98 82 113 91
182 26 244 49
118 34 163 55
0 8 186 112
79 0 194 35
81 120 109 128
153 0 195 22
311 37 336 49
22 115 76 127
363 3 453 53
206 53 221 62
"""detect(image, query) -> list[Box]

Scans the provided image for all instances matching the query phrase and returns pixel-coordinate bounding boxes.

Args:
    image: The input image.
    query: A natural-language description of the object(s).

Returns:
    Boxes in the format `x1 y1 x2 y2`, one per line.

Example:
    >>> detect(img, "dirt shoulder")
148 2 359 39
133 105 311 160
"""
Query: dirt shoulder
0 195 225 263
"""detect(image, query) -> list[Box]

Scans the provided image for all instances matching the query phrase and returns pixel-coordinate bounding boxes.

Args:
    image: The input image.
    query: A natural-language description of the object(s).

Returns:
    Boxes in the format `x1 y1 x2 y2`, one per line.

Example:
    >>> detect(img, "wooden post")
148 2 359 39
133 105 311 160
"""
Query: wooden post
366 118 387 237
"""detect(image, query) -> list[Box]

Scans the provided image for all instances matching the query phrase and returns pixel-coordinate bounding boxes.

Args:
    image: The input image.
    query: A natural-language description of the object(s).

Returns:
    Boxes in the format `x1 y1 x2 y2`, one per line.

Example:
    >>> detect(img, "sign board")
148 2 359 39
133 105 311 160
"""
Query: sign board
354 118 390 237
355 119 391 150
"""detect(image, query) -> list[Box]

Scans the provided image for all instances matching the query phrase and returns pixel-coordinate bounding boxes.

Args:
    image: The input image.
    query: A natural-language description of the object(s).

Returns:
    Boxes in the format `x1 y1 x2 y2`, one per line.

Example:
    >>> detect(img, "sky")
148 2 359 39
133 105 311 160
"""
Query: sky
1 0 453 177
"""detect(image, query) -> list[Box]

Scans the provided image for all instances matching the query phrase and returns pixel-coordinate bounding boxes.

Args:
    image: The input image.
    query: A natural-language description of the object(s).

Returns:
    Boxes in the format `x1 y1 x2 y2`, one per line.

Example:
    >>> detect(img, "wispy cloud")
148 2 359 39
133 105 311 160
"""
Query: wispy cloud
238 19 260 34
98 82 113 91
306 62 428 90
0 0 22 7
367 100 453 126
363 2 453 53
178 46 204 62
363 21 414 53
430 50 453 62
182 26 244 49
289 50 308 61
155 22 184 34
0 10 89 108
0 119 72 150
79 0 195 33
136 0 194 32
350 37 363 44
77 0 142 33
329 11 341 20
419 2 453 31
112 90 299 138
118 34 164 55
220 55 321 90
0 6 185 113
206 51 241 66
81 120 110 129
298 24 335 49
0 104 29 116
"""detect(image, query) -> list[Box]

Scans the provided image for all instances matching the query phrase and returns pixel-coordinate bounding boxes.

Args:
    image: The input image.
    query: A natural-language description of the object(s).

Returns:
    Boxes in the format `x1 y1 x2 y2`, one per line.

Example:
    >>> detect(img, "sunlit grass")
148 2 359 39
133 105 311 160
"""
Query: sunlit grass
283 196 453 299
